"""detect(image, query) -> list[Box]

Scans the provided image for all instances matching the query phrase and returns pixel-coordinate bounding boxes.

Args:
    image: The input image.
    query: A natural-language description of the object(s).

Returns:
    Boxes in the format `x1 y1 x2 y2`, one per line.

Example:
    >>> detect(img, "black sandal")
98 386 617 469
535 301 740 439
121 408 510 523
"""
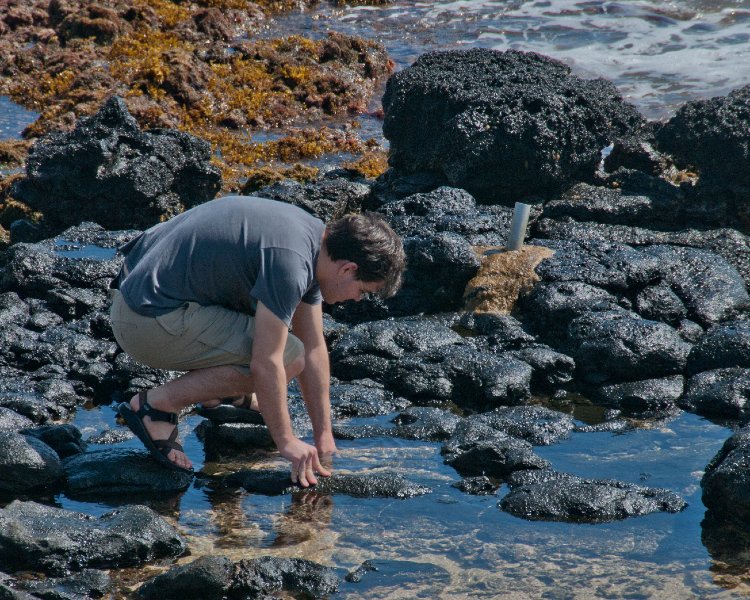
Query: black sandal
118 391 193 474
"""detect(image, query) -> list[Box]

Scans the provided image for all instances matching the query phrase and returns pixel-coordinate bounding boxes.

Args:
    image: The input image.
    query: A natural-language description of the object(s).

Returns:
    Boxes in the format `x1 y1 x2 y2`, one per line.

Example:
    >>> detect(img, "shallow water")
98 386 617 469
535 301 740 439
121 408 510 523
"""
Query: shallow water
61 401 748 598
4 1 750 596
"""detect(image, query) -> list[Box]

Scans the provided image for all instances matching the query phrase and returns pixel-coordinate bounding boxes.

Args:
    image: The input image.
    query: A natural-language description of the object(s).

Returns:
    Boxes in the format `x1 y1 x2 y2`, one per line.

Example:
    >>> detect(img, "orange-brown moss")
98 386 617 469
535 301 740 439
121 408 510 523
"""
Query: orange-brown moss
240 163 319 194
0 140 32 166
463 246 555 315
342 146 388 178
0 1 392 196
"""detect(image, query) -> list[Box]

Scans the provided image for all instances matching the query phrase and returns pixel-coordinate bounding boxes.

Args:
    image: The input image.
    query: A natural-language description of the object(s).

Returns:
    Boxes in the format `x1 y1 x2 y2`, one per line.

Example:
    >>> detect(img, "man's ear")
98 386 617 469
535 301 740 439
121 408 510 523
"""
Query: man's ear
339 261 359 276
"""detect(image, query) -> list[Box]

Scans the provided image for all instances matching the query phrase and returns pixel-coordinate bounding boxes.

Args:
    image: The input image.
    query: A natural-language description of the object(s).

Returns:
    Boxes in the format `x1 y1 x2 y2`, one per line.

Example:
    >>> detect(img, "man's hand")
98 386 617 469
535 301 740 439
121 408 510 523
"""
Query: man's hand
278 437 331 488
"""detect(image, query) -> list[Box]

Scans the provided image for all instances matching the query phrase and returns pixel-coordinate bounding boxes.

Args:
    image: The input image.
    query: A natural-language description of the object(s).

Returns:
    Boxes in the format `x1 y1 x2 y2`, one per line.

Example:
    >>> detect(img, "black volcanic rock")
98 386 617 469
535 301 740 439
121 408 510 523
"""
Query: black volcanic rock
12 96 221 235
382 48 644 204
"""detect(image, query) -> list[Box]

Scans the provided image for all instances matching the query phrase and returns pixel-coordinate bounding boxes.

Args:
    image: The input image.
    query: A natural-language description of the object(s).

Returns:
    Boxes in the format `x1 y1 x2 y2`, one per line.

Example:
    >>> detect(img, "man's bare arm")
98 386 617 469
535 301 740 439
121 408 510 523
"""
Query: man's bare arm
251 301 330 486
291 302 337 456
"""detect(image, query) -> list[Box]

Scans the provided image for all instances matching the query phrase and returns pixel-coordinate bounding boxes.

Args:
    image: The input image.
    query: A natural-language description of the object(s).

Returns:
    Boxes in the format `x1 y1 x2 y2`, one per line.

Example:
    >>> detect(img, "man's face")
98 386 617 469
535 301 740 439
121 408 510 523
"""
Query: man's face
321 261 384 305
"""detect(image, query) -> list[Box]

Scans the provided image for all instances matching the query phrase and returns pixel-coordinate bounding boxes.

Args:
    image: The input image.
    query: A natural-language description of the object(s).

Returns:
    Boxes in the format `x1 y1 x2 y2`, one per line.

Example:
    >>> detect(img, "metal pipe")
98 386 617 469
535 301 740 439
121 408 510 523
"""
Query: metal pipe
506 202 531 251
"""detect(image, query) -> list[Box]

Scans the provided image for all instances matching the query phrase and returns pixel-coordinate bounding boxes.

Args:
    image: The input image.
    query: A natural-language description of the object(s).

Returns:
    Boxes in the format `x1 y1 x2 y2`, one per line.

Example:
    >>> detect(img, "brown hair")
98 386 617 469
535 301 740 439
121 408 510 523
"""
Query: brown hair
325 212 406 298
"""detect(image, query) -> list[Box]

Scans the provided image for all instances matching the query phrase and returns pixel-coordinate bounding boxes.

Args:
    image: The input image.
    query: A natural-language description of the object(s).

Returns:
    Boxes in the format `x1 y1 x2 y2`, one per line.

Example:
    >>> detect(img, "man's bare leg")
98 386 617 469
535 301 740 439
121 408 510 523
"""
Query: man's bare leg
130 356 304 470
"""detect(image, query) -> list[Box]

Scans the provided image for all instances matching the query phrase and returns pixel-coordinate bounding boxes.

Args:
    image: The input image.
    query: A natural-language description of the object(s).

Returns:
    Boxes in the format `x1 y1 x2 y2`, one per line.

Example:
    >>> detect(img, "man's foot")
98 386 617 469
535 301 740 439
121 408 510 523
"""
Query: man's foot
119 391 193 472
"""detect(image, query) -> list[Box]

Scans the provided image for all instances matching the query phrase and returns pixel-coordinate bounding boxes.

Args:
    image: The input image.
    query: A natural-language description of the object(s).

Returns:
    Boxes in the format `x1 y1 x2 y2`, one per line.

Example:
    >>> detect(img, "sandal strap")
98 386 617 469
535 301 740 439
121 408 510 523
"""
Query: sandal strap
135 390 178 425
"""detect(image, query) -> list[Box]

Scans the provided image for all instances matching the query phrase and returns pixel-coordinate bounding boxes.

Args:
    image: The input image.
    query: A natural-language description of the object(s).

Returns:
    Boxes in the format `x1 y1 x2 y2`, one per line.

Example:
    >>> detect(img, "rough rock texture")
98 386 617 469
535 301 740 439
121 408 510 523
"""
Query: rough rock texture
701 427 750 521
220 469 431 499
256 172 371 223
680 368 750 421
655 84 750 207
500 470 687 523
230 556 339 599
196 422 276 460
329 379 411 419
686 320 750 375
592 376 684 418
382 48 644 204
62 448 194 498
12 96 221 235
0 431 63 495
471 405 575 446
18 569 111 600
0 501 186 575
441 420 550 477
138 555 233 600
22 423 86 459
334 407 461 442
452 476 499 496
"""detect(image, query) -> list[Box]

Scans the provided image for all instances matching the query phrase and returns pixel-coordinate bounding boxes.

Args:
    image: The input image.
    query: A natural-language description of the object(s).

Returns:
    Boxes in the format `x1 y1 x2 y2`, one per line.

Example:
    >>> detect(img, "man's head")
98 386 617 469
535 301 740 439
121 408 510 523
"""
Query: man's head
319 212 406 304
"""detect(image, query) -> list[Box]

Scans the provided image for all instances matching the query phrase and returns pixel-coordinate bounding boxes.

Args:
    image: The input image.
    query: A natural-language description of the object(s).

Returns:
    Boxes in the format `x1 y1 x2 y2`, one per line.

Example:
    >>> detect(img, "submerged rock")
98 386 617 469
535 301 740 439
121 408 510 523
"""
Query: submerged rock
62 448 193 498
12 96 221 235
500 470 687 523
382 48 643 204
0 501 185 575
452 476 499 496
221 469 430 499
138 555 233 600
19 569 111 600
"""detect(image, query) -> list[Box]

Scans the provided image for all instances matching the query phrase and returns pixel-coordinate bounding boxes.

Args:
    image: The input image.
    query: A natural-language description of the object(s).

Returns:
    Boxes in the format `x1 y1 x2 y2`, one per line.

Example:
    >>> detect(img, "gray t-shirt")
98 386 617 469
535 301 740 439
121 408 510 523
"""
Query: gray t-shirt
117 195 325 326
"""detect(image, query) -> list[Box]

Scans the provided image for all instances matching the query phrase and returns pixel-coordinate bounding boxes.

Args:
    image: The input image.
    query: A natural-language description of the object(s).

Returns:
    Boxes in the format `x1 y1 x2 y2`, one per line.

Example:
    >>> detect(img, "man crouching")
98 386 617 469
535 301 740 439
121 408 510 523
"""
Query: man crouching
109 195 405 486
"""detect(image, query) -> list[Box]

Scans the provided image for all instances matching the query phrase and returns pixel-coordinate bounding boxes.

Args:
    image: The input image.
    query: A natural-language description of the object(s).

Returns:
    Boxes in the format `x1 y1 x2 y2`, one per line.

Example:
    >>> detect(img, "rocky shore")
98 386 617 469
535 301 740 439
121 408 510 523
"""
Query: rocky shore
0 27 750 600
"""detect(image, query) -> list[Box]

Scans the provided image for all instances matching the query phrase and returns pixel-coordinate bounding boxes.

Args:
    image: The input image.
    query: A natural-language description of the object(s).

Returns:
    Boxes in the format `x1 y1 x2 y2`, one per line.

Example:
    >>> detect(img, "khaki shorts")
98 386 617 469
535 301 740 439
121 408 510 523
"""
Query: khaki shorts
109 290 304 375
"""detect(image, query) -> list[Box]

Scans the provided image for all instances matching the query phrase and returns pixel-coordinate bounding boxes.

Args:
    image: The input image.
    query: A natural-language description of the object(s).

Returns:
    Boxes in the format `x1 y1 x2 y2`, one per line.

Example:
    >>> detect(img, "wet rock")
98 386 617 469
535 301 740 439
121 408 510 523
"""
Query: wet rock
543 181 683 230
701 427 750 521
0 571 36 600
0 408 34 432
196 421 275 460
256 174 371 222
386 345 532 410
22 424 86 459
0 501 186 575
0 223 126 300
635 282 688 325
441 420 550 478
533 239 661 292
592 376 684 418
230 556 338 599
86 428 134 445
603 138 674 177
686 320 750 375
389 407 462 441
639 245 750 326
681 368 750 421
655 84 750 204
12 96 221 234
375 186 511 246
566 310 691 385
330 317 463 381
0 386 73 424
500 470 687 523
0 431 62 495
19 569 111 600
221 469 430 499
330 379 411 419
382 48 643 204
0 292 29 327
138 555 233 600
458 313 536 349
535 221 750 287
62 448 193 499
452 476 499 496
472 405 575 446
518 280 622 343
508 346 576 392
